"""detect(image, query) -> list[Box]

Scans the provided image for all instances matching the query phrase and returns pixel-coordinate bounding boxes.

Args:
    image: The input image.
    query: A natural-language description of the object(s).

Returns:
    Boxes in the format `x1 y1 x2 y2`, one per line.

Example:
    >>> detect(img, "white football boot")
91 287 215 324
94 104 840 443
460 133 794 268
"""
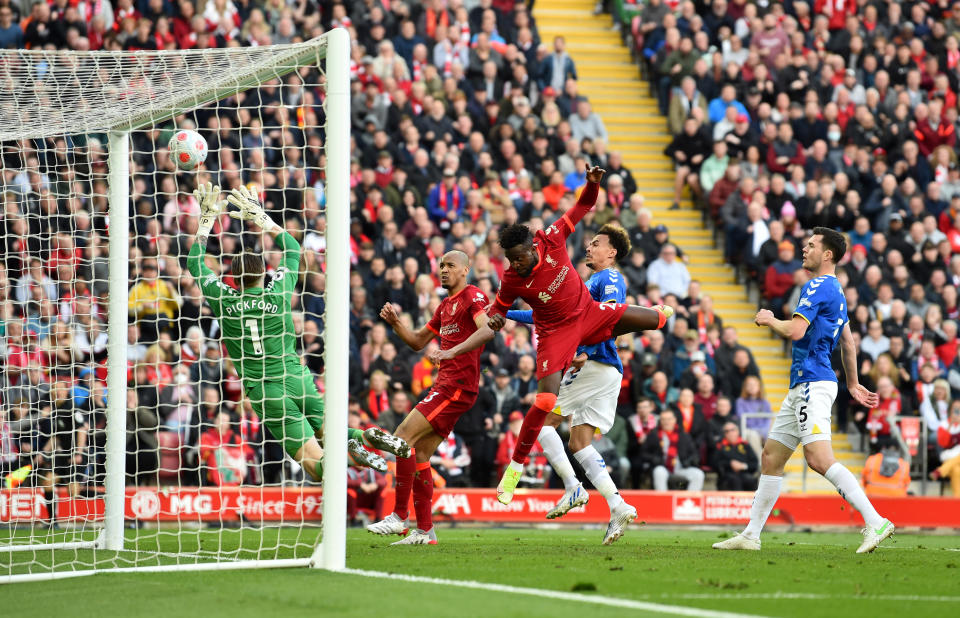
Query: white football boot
546 483 589 519
391 528 438 545
712 533 761 550
856 519 895 554
602 502 638 545
367 512 408 537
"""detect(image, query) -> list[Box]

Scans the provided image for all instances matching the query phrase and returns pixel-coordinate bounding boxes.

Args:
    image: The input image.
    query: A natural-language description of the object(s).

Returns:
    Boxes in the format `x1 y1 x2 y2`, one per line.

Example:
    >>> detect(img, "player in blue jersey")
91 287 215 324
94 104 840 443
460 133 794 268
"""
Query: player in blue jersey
506 224 637 545
714 228 894 554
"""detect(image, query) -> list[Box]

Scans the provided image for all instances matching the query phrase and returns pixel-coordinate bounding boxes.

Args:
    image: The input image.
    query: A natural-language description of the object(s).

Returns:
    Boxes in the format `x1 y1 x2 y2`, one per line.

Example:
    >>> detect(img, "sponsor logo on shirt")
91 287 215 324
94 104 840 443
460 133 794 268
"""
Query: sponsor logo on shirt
440 324 461 336
547 266 569 294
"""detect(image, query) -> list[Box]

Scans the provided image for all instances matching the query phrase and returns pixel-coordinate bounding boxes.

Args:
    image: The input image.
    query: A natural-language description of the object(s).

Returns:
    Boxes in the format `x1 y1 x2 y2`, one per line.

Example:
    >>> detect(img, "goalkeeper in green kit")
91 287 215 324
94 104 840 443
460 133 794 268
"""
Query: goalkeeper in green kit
187 183 410 482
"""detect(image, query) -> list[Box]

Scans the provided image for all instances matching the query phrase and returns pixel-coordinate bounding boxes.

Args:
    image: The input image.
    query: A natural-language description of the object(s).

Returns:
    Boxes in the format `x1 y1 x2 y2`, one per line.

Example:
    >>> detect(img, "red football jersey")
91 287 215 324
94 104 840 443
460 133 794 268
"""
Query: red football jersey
427 284 488 392
490 182 600 333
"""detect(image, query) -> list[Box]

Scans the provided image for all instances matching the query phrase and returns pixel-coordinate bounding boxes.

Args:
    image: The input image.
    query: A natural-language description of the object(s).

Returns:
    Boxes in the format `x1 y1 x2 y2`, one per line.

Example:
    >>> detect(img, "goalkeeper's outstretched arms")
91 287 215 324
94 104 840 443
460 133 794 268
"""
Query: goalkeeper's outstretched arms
187 182 224 277
227 185 301 276
187 182 235 311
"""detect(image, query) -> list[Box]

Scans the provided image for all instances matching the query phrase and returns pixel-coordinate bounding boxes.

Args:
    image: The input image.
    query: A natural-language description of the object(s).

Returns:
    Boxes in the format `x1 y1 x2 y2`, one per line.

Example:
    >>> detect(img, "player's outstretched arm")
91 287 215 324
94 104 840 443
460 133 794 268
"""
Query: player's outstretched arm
187 182 224 277
227 185 283 237
754 309 808 341
429 313 496 363
505 309 533 324
840 323 880 408
193 182 223 247
380 303 434 351
558 164 605 235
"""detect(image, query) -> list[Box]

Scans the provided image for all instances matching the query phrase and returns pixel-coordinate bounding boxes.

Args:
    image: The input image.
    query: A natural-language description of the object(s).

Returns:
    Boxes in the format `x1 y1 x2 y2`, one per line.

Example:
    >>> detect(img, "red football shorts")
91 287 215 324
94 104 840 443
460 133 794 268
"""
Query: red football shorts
414 384 478 438
534 302 627 379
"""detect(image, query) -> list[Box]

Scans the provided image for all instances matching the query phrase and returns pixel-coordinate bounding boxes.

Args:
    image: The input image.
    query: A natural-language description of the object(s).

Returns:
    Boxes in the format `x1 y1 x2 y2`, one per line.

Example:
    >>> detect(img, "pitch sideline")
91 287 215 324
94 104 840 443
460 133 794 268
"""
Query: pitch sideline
341 568 772 618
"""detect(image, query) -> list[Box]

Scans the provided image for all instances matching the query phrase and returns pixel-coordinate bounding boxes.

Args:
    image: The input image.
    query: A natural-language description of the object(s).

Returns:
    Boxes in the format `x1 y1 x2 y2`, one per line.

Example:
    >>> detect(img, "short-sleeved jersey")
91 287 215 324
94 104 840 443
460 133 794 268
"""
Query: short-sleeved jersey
790 274 847 388
578 268 627 372
427 284 488 392
187 232 301 389
507 266 626 373
490 182 600 333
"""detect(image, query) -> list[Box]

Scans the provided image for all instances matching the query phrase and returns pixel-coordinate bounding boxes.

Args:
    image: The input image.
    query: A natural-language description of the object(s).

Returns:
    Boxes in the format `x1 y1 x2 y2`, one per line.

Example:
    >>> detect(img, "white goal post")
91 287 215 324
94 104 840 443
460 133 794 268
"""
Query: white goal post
0 29 350 582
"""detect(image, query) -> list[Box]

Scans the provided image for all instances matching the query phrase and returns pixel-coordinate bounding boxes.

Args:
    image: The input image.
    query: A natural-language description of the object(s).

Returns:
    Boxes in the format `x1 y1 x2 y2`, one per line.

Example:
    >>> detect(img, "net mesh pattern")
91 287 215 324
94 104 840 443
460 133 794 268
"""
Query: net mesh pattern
1 40 333 577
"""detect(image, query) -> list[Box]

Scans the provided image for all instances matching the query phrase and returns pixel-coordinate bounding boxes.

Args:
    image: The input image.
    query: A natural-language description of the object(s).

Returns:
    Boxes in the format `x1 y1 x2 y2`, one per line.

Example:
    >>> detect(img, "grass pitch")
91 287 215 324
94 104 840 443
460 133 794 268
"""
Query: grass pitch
3 527 959 617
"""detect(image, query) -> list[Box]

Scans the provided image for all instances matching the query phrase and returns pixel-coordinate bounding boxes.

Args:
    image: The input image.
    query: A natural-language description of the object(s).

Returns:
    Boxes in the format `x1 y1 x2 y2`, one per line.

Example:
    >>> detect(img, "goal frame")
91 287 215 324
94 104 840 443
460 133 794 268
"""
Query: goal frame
0 28 351 582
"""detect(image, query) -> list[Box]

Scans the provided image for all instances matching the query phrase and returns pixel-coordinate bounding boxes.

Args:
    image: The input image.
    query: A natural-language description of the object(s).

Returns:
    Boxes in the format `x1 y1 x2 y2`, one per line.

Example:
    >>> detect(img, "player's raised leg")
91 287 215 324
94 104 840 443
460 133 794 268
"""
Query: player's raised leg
610 304 674 337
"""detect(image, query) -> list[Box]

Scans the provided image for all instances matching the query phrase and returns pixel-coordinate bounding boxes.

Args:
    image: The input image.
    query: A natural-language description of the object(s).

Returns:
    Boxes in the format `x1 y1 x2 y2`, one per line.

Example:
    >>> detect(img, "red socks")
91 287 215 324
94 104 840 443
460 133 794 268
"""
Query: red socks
393 451 415 520
511 404 551 465
413 461 434 532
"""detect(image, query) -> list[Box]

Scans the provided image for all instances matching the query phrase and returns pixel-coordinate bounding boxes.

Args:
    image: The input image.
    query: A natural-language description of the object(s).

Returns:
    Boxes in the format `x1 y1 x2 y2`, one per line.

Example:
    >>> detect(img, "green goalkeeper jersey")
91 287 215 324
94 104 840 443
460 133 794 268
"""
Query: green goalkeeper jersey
187 232 302 386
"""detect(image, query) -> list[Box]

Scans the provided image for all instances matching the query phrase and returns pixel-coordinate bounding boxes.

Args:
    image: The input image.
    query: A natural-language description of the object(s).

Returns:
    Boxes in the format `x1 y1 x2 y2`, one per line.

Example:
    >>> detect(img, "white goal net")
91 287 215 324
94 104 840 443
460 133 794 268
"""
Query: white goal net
0 31 351 581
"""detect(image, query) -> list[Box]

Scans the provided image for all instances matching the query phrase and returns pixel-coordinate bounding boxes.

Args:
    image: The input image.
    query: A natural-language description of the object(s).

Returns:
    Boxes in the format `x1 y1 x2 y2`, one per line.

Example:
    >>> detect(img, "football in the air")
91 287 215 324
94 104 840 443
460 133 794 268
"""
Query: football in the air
168 129 208 171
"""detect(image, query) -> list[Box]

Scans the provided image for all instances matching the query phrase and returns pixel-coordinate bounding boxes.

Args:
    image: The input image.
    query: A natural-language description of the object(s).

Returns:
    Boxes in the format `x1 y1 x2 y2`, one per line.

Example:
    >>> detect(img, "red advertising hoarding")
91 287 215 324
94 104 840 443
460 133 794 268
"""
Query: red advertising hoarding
2 487 958 528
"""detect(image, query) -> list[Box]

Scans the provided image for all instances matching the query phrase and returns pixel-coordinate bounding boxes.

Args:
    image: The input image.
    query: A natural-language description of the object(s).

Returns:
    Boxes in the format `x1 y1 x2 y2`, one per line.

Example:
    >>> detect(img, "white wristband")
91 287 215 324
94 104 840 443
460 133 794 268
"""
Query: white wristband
198 214 215 237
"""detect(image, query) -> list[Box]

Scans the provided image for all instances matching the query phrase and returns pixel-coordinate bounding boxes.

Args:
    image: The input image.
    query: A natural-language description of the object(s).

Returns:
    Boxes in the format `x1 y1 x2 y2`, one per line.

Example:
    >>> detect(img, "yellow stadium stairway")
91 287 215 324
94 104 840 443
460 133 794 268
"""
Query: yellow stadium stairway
534 0 858 491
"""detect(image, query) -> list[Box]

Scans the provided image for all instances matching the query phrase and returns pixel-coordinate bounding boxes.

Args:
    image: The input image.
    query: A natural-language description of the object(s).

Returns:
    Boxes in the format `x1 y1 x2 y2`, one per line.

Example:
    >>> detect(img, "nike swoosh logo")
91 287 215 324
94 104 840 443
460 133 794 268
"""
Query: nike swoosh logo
525 281 533 288
874 521 889 535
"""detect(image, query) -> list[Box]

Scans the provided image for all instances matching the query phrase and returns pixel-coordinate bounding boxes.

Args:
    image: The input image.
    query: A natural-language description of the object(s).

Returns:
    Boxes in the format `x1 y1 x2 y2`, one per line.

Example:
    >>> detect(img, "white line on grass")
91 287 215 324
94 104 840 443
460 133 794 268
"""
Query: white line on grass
652 593 960 603
341 568 771 618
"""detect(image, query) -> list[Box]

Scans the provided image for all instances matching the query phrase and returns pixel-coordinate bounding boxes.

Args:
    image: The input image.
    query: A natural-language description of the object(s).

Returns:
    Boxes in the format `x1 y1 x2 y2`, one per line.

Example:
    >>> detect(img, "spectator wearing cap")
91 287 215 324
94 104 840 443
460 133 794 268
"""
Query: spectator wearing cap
426 168 465 228
647 243 691 299
569 100 608 143
668 76 708 136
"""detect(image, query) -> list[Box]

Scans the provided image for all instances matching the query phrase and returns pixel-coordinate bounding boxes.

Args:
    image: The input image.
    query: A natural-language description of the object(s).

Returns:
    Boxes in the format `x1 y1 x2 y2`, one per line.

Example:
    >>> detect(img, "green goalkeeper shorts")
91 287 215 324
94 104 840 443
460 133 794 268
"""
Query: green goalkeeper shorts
244 366 325 458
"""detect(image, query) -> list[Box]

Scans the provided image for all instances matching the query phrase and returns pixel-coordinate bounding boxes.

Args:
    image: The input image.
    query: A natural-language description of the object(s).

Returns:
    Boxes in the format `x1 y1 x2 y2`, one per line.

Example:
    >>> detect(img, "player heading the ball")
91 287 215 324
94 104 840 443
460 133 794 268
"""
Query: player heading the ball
186 183 410 484
434 165 674 505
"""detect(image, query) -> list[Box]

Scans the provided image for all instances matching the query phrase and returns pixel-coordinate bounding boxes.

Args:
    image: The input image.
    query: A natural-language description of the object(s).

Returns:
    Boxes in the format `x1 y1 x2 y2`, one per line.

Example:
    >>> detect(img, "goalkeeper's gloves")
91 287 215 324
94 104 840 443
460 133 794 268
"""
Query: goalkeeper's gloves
227 185 279 232
193 182 223 238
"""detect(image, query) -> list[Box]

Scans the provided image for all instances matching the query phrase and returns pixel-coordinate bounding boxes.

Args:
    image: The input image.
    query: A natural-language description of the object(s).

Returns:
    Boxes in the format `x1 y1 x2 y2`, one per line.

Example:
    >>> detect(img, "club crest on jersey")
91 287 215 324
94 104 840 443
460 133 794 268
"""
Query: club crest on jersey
450 301 458 314
538 291 552 303
542 359 549 372
545 254 557 266
799 297 813 308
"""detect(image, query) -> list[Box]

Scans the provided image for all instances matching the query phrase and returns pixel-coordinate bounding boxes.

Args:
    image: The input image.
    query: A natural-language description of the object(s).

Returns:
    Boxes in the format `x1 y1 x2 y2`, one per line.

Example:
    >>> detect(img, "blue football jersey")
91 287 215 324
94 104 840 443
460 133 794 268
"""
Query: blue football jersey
506 267 626 373
579 268 626 372
790 274 847 388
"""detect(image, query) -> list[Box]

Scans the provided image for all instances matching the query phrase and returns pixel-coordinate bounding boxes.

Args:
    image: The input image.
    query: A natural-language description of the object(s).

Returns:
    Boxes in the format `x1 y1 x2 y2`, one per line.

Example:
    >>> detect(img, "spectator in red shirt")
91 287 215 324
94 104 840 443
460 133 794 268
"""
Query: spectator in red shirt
764 241 801 318
931 403 960 495
199 412 254 486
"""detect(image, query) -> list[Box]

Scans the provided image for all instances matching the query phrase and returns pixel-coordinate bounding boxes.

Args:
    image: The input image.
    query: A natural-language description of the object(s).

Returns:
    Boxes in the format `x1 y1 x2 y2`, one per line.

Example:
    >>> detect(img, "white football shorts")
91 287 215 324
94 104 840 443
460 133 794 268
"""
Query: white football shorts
768 380 837 451
553 360 622 434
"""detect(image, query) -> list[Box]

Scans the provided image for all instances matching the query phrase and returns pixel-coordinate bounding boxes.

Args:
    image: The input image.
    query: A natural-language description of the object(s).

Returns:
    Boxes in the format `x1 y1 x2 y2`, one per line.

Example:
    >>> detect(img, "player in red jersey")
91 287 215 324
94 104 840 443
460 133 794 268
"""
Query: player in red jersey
367 250 491 544
435 166 674 504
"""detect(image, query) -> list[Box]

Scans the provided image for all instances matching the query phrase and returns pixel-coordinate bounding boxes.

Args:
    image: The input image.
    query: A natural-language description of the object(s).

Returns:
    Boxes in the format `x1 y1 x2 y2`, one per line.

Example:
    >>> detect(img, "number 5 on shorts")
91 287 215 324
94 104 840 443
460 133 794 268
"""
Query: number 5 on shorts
798 405 808 424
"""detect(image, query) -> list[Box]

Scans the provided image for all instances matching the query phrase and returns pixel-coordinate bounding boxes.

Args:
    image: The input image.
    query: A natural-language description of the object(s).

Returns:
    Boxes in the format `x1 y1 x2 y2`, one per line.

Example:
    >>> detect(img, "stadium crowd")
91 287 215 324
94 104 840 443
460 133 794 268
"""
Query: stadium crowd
0 0 957 512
